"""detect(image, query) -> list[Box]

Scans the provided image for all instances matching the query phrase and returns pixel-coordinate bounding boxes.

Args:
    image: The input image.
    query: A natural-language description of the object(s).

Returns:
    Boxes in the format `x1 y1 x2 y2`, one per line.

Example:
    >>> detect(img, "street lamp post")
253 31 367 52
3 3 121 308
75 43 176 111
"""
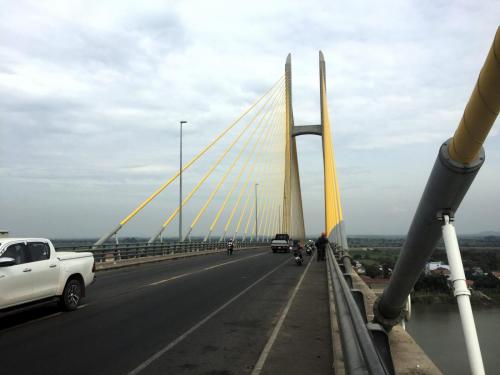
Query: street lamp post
255 183 258 242
179 121 187 242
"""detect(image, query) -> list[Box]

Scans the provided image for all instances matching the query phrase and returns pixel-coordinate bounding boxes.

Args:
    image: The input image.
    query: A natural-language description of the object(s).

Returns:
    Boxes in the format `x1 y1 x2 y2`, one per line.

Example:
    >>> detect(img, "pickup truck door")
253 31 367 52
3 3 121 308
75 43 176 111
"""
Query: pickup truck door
0 242 34 308
27 242 59 299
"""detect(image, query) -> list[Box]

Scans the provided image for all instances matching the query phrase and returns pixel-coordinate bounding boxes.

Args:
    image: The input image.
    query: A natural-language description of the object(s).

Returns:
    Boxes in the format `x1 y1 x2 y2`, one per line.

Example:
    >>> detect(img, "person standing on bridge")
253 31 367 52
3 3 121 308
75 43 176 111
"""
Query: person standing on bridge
315 232 328 261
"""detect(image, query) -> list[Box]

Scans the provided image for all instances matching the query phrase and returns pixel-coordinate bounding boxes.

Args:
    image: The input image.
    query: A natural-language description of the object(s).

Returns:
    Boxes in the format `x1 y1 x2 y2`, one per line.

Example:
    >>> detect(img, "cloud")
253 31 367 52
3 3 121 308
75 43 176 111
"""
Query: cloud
1 0 499 238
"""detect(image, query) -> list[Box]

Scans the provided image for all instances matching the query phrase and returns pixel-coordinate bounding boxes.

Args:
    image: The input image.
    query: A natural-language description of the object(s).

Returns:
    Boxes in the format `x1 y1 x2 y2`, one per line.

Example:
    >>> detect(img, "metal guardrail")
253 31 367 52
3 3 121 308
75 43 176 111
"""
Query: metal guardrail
55 241 268 263
327 243 394 375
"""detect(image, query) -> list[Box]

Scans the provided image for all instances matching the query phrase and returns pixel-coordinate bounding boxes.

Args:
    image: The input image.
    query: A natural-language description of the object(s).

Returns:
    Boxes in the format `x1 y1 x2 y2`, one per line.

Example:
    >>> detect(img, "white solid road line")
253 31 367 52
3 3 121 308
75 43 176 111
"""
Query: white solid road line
149 273 189 286
127 256 291 375
251 257 314 375
148 252 267 286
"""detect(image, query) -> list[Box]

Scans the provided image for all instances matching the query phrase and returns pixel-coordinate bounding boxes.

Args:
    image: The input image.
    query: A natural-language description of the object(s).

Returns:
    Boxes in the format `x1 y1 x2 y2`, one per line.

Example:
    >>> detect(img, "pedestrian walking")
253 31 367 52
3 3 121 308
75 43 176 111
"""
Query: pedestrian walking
315 232 328 261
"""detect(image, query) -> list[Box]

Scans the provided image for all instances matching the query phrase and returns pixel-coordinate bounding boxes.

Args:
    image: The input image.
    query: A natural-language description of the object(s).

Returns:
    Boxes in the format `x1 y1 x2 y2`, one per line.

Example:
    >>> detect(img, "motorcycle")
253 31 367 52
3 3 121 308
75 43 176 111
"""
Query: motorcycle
227 241 234 255
305 246 312 256
293 250 303 266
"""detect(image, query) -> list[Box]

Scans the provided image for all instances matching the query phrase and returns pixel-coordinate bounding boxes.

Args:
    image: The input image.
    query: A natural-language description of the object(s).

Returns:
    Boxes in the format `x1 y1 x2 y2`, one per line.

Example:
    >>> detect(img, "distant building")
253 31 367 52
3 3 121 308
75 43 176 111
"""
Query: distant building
425 261 451 275
432 266 451 277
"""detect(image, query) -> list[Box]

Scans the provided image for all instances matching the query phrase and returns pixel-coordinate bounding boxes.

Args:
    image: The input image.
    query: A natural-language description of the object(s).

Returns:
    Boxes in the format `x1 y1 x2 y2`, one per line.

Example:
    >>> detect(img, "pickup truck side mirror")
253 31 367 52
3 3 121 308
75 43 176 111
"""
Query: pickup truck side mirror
0 257 16 267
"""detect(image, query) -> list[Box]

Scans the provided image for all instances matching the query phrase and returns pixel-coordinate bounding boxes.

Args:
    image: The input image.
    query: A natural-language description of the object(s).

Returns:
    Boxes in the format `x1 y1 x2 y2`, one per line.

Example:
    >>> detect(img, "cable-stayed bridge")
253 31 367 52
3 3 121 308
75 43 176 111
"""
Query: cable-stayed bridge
92 50 347 250
1 28 499 375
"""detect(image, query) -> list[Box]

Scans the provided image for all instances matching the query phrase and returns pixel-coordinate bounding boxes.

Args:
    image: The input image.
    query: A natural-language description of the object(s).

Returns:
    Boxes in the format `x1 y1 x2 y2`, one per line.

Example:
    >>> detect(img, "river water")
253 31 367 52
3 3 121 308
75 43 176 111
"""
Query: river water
406 303 500 374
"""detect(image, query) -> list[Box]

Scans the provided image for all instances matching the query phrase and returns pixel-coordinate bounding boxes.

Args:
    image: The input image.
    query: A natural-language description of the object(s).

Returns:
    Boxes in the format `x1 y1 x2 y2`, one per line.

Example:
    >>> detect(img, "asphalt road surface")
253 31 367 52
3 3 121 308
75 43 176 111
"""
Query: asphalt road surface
0 247 314 375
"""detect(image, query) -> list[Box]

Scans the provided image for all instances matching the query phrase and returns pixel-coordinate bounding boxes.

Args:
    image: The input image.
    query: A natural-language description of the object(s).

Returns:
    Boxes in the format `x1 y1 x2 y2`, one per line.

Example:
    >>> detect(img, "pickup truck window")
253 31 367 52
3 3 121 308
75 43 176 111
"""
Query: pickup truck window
274 234 289 241
2 243 29 265
28 242 50 262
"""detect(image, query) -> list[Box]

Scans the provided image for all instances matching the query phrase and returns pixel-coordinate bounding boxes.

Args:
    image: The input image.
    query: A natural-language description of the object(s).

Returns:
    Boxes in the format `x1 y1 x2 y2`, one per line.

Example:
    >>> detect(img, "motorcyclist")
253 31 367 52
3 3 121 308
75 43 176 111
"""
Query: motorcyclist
315 232 328 261
292 240 303 261
227 239 234 255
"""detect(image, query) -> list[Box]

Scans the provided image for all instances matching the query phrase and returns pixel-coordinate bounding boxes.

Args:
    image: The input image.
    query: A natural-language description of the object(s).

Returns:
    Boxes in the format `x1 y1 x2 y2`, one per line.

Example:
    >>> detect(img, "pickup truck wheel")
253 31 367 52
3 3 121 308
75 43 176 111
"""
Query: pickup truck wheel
60 279 82 311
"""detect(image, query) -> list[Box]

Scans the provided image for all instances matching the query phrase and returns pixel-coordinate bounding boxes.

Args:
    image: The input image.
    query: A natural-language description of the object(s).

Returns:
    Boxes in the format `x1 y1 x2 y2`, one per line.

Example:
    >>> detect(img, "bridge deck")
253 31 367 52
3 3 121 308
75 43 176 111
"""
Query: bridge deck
0 248 333 375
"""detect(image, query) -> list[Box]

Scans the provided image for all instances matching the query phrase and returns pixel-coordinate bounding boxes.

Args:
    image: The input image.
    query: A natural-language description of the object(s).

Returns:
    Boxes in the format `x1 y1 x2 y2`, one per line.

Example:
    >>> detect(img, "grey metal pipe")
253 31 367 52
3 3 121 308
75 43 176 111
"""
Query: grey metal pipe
374 139 484 326
342 254 353 274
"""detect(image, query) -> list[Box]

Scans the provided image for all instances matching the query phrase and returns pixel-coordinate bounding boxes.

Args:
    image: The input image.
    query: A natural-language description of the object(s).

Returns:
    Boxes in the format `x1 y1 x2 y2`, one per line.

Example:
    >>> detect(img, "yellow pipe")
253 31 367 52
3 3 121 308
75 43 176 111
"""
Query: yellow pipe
449 27 500 163
118 75 284 226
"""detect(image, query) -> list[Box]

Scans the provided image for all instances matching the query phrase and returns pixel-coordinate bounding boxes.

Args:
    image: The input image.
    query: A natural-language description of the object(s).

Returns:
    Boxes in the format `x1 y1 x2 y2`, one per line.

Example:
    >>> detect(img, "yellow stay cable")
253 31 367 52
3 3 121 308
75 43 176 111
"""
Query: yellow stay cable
221 92 286 238
239 101 285 240
222 104 282 238
247 129 283 241
207 91 285 239
118 76 284 227
149 77 285 241
243 202 255 240
257 192 271 238
264 125 286 238
256 134 282 238
186 85 284 240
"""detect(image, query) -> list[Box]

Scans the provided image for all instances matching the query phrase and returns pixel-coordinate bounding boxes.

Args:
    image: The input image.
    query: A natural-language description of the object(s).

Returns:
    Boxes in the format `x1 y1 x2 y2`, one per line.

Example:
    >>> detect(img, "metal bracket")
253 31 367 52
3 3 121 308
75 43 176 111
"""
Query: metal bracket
372 296 405 329
436 209 455 222
351 289 367 323
366 322 395 375
343 273 353 288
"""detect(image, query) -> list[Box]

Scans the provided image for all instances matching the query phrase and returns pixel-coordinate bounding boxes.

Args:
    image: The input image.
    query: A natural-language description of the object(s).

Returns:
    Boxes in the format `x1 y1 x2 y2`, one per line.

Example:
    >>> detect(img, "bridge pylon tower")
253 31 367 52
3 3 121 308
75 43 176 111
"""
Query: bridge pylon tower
283 52 347 248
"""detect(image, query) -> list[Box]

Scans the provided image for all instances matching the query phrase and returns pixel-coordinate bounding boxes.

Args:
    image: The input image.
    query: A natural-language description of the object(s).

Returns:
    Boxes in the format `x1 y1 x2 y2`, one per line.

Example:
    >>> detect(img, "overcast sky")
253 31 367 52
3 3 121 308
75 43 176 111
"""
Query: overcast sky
1 0 499 239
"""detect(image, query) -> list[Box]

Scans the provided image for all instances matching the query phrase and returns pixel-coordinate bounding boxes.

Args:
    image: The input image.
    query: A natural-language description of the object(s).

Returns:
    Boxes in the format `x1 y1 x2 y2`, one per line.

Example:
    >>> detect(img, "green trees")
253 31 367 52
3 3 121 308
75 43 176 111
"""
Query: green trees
414 273 449 292
365 264 382 278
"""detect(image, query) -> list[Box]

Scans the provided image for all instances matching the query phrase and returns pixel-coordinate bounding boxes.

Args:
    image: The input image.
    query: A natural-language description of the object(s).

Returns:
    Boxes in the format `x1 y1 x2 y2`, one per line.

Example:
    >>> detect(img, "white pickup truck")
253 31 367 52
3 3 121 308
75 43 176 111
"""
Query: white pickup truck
271 233 292 253
0 238 95 312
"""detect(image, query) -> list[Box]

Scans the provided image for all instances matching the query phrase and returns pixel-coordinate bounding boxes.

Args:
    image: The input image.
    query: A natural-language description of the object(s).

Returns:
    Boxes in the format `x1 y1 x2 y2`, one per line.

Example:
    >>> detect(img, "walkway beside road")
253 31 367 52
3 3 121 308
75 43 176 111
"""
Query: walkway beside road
257 256 333 375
